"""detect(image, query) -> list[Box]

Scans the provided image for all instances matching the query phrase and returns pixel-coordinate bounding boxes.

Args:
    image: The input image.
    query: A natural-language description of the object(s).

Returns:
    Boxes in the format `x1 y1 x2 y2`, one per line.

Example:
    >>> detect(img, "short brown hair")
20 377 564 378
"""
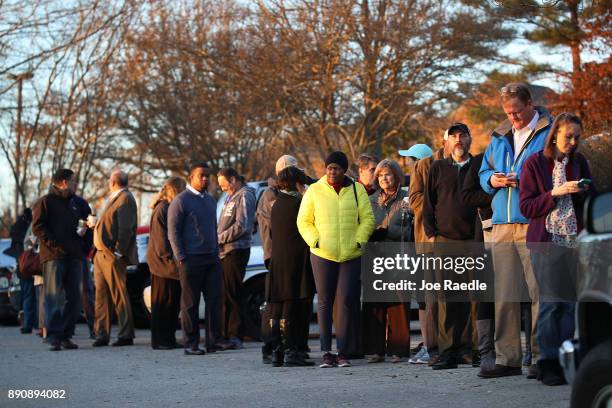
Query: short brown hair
276 166 308 191
500 82 532 105
357 153 378 169
373 159 404 190
543 113 583 160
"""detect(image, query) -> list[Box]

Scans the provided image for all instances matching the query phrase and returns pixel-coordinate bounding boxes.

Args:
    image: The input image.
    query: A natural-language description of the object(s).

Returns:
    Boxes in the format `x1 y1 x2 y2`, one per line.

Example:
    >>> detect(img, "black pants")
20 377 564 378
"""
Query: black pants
151 274 181 347
269 298 311 351
179 257 223 349
310 254 361 354
221 248 250 339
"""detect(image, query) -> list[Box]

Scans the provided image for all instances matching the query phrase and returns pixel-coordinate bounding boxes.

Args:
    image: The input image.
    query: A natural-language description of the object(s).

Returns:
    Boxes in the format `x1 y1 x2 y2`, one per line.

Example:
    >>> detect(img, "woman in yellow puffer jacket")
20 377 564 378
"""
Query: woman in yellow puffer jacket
297 151 375 368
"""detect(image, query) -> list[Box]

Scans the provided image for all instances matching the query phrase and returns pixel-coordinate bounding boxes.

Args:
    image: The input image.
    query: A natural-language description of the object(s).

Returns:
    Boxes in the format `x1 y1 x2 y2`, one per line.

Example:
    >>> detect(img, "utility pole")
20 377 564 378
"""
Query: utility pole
7 71 34 220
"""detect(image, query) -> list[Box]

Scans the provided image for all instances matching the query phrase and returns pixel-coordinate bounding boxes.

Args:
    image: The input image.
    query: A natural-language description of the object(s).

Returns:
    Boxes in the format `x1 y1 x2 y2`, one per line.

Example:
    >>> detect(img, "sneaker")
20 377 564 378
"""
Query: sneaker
337 354 351 367
409 346 431 364
410 342 424 355
319 352 337 368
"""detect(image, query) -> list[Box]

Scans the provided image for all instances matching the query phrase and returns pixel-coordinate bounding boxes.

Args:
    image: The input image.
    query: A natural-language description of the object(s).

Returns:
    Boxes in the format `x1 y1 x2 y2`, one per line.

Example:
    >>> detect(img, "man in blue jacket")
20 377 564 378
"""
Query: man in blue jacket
168 163 225 355
478 83 552 378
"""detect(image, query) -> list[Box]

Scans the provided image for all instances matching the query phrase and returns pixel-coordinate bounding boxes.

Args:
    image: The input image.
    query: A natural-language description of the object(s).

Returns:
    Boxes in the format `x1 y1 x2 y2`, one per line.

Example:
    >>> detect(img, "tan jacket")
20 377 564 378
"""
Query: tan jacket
409 148 444 253
94 189 138 265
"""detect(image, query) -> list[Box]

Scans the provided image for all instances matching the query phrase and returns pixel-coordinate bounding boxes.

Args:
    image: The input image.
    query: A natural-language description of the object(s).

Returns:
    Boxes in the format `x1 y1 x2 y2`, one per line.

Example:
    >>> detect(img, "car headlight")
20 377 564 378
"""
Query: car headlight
0 277 9 289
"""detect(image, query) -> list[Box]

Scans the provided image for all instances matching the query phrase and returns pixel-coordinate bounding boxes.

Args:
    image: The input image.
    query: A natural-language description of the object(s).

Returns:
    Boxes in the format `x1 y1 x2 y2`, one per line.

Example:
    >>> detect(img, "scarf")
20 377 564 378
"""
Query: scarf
545 156 578 247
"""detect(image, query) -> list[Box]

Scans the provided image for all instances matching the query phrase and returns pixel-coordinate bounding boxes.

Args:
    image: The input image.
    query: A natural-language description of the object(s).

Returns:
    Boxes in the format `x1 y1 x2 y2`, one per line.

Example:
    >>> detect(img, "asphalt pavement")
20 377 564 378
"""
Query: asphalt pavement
0 325 571 408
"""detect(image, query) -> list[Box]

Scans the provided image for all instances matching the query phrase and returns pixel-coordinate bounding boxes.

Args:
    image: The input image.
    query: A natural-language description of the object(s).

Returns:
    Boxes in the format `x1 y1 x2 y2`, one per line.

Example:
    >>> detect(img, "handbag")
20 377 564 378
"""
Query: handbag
18 248 42 279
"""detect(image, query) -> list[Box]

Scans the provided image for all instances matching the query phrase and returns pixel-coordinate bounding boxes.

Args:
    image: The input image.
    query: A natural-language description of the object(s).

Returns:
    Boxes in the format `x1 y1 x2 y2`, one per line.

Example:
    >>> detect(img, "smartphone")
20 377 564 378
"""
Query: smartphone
577 178 592 189
493 172 506 178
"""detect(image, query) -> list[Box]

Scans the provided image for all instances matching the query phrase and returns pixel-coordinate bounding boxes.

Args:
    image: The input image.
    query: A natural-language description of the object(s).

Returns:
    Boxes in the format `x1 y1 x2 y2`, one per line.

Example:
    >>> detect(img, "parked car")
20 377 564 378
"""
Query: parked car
0 238 20 324
559 191 612 408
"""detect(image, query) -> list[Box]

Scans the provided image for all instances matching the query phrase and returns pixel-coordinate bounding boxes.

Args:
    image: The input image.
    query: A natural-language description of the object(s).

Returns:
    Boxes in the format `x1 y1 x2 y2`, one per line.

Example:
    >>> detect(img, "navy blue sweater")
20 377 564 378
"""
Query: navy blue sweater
167 188 219 263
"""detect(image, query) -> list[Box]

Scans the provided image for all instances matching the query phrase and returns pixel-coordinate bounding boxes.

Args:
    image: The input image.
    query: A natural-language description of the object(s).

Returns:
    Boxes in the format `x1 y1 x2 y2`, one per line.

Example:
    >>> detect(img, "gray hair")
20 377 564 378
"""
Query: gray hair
110 170 128 187
373 159 404 189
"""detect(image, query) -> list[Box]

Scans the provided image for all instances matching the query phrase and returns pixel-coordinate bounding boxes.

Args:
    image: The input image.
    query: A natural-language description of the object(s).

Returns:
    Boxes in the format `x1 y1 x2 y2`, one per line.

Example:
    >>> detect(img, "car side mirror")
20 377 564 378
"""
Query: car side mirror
586 192 612 234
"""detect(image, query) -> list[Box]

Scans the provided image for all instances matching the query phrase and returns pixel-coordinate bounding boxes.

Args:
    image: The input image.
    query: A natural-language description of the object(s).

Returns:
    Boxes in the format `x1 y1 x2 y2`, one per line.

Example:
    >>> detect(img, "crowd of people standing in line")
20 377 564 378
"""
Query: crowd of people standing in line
12 82 595 388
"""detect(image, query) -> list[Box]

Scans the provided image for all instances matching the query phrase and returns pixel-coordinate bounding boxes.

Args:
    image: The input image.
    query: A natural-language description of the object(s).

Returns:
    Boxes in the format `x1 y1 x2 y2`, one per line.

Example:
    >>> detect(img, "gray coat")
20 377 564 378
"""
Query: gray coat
369 188 412 242
217 184 257 258
256 187 278 263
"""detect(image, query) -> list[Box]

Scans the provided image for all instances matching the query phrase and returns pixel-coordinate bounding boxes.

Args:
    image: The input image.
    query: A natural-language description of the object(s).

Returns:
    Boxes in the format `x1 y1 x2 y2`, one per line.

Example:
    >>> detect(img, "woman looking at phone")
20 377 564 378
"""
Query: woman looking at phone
519 113 596 386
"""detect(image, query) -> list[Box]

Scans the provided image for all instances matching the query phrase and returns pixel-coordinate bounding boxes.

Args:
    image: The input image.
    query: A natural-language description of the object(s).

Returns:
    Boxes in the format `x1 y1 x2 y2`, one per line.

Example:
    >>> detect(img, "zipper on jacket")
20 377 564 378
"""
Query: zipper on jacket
506 153 511 223
507 126 539 223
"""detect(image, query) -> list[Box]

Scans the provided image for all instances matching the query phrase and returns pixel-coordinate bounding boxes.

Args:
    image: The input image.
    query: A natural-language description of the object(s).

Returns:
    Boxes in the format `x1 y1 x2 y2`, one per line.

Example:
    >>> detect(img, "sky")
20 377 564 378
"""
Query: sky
0 8 599 223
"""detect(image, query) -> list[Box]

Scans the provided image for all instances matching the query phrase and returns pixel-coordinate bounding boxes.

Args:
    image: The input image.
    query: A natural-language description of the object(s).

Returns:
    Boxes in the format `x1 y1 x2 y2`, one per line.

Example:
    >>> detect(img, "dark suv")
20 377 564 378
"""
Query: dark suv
559 191 612 408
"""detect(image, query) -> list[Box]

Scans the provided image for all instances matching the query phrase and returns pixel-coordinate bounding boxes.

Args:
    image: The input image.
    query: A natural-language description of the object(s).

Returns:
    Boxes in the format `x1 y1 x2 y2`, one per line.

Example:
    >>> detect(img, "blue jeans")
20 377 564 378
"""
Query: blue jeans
43 259 82 343
537 301 575 360
531 247 577 360
81 259 95 329
20 276 37 330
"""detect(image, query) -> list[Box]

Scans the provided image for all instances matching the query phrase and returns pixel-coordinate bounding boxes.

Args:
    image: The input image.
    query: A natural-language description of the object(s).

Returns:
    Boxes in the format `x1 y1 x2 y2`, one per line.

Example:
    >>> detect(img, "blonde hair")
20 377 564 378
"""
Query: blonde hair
373 159 404 190
150 176 187 208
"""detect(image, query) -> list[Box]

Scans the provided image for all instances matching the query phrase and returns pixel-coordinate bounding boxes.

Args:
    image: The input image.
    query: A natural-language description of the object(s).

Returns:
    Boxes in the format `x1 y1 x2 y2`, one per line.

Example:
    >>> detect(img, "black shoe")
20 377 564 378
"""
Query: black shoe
61 339 79 350
112 338 134 347
538 359 566 386
262 348 273 364
172 342 184 349
432 357 459 370
184 348 206 356
478 364 522 378
472 351 481 368
272 347 284 367
152 344 174 350
49 341 61 351
217 340 237 351
284 351 315 367
20 327 32 334
526 363 540 380
92 338 109 347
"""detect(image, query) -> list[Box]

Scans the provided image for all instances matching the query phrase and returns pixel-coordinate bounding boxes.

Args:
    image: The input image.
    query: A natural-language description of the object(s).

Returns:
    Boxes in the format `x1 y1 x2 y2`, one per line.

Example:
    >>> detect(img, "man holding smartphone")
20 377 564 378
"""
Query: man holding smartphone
478 83 553 379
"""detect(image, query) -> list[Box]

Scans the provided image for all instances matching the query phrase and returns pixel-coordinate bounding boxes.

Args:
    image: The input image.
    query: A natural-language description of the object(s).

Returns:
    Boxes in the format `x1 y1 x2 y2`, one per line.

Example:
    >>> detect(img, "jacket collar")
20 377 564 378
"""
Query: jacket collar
433 147 445 161
49 185 73 200
492 106 552 138
320 175 354 189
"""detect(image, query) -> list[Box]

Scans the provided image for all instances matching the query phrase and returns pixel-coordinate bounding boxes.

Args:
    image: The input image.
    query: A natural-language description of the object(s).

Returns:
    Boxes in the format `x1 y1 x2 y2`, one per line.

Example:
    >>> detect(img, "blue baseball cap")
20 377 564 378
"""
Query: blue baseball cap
398 144 433 160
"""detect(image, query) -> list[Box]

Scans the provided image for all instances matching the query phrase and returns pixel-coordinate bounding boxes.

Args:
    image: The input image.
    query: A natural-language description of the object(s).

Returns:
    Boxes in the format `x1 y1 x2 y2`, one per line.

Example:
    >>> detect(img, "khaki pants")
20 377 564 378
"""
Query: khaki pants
94 251 135 340
491 224 539 367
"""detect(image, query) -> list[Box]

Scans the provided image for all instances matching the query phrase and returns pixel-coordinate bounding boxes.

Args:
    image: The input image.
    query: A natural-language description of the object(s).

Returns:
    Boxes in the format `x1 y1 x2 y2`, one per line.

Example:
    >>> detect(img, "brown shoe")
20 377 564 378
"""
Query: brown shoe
478 364 522 378
427 354 441 366
526 363 540 380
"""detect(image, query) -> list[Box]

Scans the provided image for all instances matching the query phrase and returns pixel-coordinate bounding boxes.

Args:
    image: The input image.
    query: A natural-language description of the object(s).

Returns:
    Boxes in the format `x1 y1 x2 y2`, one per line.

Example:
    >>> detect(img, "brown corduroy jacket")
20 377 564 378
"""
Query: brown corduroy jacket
409 148 445 253
94 189 138 265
